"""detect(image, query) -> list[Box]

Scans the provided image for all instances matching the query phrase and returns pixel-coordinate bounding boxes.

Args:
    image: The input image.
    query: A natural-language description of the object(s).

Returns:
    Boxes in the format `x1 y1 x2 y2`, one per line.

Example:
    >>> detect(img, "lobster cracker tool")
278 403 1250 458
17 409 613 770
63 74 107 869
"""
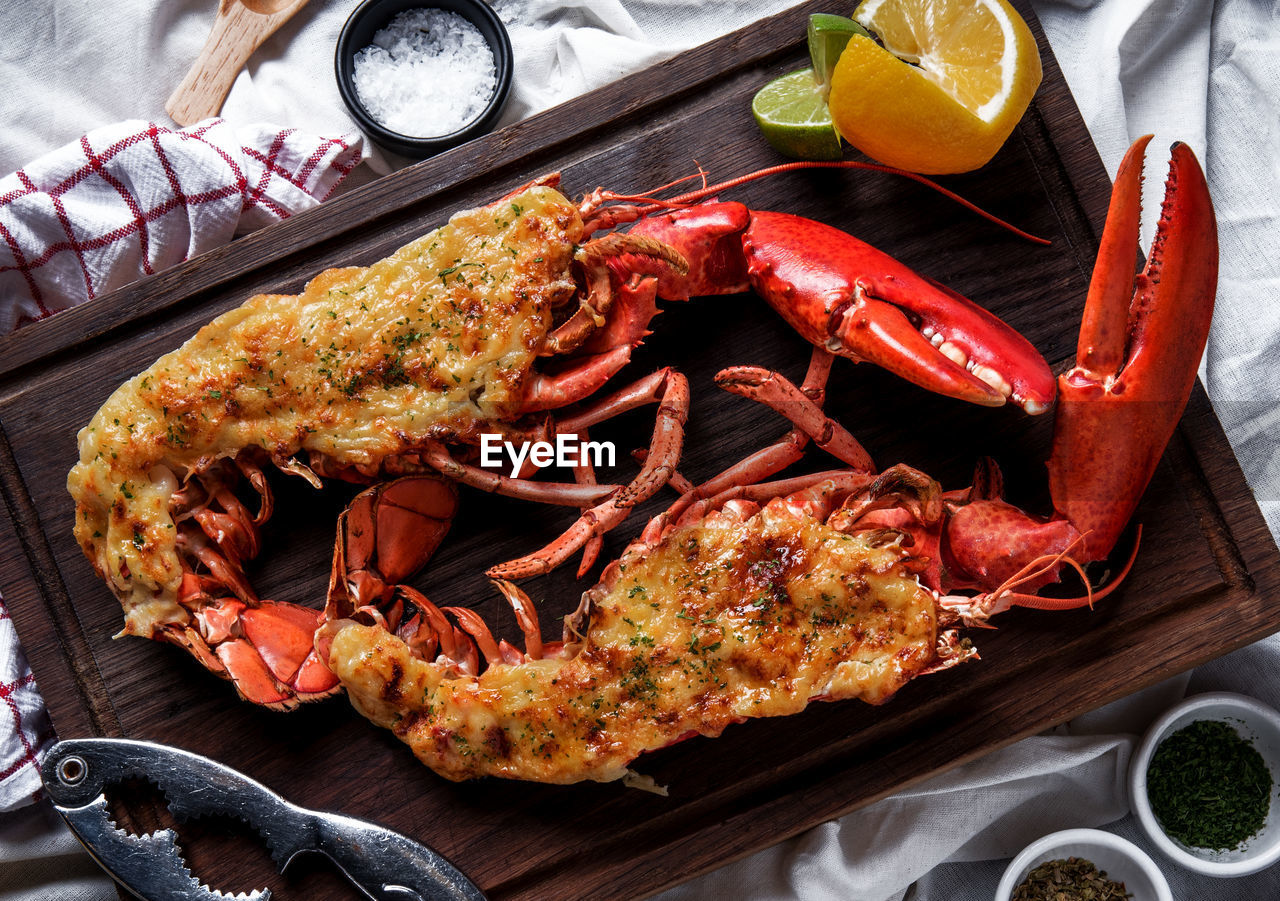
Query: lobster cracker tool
41 737 487 901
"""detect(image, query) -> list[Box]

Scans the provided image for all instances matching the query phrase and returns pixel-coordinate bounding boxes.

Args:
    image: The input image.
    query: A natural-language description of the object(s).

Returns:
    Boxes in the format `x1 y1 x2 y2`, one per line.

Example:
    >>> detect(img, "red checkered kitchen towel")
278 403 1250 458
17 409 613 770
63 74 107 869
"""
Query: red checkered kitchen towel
0 117 363 809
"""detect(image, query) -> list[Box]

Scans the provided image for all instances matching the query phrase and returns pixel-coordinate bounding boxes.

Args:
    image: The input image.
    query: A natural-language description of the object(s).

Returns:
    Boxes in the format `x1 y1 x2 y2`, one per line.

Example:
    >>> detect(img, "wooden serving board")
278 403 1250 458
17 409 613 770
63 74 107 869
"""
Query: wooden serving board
1 2 1275 898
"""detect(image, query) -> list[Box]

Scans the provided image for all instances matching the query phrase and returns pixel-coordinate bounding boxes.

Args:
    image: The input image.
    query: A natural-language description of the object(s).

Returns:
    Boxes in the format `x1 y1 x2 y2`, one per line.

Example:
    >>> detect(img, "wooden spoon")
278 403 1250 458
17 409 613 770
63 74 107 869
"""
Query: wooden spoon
166 0 312 126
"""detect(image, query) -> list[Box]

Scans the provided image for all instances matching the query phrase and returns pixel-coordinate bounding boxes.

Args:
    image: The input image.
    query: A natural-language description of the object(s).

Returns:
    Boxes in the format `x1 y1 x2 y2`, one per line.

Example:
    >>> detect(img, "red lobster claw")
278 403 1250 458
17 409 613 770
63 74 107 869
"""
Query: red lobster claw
630 203 1056 413
742 210 1055 412
1049 137 1219 560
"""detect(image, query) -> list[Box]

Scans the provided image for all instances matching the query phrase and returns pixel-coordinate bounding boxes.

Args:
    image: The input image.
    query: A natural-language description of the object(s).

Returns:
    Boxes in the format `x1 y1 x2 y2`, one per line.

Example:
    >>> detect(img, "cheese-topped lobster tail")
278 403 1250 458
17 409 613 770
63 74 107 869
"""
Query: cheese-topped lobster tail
67 179 696 710
940 137 1219 623
318 469 976 787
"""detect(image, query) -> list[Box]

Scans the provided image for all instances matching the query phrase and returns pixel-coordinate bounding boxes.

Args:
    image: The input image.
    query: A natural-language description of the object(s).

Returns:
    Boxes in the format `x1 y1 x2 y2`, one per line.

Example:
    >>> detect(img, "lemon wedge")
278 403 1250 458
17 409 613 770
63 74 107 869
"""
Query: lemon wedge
829 0 1042 174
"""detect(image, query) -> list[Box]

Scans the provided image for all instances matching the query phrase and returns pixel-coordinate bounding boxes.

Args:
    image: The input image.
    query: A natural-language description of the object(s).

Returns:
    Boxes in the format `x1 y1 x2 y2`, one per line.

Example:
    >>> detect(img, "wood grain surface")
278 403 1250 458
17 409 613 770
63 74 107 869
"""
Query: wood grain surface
2 2 1276 899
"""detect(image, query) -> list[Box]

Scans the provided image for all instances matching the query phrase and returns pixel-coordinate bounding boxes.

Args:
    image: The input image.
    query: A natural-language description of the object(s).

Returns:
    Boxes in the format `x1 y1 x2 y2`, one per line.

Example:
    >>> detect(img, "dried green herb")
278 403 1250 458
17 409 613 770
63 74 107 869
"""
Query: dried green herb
1011 857 1131 900
1146 718 1272 850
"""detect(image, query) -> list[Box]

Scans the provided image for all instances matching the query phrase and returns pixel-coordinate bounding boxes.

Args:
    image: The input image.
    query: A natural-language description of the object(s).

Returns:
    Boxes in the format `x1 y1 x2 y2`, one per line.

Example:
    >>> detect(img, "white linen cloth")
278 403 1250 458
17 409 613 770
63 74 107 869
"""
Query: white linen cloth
1 0 1278 899
0 607 53 813
0 119 361 334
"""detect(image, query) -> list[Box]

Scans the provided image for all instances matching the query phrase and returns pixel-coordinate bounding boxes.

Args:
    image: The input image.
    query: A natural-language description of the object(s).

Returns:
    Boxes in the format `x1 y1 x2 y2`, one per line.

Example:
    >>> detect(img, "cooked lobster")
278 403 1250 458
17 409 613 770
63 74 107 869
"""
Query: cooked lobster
68 135 1214 725
314 138 1219 784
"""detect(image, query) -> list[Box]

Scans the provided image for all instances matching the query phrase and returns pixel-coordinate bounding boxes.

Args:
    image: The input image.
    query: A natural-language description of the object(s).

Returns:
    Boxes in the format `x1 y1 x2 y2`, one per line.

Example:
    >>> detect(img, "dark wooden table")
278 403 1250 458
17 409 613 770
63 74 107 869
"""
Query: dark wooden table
1 2 1275 898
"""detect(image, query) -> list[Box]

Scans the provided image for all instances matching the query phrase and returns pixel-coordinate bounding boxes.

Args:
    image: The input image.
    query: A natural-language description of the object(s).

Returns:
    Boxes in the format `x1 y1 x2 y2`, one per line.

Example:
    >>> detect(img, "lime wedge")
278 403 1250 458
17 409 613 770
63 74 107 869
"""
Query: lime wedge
808 13 872 92
751 68 843 160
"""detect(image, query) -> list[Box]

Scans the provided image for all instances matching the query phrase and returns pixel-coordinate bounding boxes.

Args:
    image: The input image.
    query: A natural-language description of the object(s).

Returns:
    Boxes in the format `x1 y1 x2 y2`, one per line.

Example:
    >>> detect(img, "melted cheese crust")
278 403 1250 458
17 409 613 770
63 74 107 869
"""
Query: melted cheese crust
328 504 939 784
68 187 580 633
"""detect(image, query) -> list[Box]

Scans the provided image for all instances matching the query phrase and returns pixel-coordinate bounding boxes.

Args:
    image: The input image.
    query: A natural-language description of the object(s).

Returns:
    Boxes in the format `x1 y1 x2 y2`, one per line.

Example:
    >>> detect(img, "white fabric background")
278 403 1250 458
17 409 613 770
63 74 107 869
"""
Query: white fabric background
1 0 1278 899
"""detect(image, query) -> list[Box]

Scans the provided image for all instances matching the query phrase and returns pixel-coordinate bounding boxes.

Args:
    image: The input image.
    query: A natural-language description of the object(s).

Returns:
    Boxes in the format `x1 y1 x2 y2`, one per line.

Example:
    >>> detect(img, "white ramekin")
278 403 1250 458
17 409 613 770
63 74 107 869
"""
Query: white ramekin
995 828 1172 900
1129 691 1280 877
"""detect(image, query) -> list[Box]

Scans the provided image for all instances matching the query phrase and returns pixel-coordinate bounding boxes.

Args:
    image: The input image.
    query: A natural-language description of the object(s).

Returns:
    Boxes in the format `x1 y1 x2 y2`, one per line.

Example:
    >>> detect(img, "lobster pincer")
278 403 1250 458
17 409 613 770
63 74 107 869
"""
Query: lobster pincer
42 737 486 900
1047 136 1219 560
939 136 1219 621
626 199 1058 413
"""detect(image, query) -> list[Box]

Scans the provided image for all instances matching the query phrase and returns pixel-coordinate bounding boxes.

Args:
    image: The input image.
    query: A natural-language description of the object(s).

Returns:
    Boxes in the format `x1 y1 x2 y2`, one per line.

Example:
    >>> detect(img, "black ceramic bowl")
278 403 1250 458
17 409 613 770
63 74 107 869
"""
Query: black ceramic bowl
335 0 513 158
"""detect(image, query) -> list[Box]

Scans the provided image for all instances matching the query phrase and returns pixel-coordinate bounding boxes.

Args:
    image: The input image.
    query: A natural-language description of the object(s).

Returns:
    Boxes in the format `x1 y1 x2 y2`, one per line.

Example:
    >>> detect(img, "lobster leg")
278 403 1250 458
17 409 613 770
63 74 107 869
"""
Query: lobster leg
541 233 686 356
492 580 545 660
523 246 674 413
633 348 894 575
520 347 637 413
326 476 460 618
419 441 621 506
569 428 605 576
661 348 870 528
487 369 690 579
715 363 875 472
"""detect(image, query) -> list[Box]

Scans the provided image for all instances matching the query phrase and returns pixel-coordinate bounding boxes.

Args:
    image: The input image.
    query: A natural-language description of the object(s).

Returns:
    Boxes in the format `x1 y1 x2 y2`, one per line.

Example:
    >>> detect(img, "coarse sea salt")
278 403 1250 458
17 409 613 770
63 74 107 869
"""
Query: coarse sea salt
352 8 497 139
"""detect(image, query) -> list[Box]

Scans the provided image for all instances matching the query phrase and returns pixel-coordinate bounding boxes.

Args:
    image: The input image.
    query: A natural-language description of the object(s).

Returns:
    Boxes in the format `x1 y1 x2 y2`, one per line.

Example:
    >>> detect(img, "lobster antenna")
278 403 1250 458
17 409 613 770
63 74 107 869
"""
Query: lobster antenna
601 160 1052 246
993 524 1145 611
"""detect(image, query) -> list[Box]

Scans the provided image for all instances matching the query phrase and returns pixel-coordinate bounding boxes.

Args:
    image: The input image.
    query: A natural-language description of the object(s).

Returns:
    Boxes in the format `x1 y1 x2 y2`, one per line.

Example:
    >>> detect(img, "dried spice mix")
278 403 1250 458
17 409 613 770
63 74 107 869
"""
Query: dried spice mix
1012 856 1131 900
1146 719 1272 850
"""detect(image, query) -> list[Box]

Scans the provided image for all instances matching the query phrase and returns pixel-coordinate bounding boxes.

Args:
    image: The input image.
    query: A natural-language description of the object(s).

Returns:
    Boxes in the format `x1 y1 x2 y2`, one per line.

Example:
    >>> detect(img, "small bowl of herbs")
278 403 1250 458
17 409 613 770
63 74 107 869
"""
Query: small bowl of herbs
1130 691 1280 876
995 829 1171 901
